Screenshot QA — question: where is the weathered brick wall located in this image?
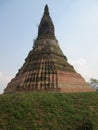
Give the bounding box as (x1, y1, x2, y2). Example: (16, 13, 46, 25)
(4, 74, 24, 93)
(57, 71, 87, 85)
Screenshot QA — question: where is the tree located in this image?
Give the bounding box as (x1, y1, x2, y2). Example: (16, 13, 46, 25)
(89, 78, 98, 91)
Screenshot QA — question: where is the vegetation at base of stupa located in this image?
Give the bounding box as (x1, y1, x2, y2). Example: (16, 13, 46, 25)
(0, 92, 98, 130)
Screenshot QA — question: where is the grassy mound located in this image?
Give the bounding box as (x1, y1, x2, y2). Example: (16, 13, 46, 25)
(0, 92, 98, 130)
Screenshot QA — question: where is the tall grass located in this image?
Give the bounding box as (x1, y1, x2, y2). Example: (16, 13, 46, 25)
(0, 92, 98, 130)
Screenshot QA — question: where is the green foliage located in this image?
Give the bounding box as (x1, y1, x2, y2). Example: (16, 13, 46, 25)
(0, 92, 98, 130)
(90, 78, 98, 83)
(89, 78, 98, 91)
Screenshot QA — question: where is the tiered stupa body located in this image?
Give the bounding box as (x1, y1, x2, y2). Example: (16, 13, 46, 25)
(4, 5, 94, 93)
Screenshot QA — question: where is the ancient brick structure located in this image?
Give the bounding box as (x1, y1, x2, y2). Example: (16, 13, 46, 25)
(4, 5, 94, 93)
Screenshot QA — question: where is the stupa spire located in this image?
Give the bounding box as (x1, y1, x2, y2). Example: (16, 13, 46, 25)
(38, 5, 55, 39)
(4, 5, 93, 94)
(44, 4, 49, 15)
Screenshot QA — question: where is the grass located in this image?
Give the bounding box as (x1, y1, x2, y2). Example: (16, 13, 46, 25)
(0, 92, 98, 130)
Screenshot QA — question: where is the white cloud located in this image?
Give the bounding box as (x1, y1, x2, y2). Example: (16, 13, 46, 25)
(0, 71, 12, 94)
(69, 58, 96, 81)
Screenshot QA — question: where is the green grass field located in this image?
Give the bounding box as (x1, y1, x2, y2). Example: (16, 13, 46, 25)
(0, 92, 98, 130)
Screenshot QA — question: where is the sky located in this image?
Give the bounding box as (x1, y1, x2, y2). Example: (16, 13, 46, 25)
(0, 0, 98, 94)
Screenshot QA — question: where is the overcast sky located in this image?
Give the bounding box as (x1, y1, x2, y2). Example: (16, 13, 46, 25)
(0, 0, 98, 94)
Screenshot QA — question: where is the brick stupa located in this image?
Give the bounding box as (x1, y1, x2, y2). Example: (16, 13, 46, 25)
(4, 5, 94, 93)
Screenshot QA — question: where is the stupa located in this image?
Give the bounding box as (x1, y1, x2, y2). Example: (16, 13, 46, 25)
(4, 5, 94, 93)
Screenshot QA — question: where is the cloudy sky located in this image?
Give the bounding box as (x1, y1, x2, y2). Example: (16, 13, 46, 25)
(0, 0, 98, 94)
